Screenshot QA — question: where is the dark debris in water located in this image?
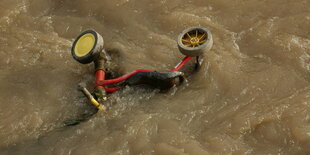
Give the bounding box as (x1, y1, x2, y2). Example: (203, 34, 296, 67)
(63, 107, 98, 126)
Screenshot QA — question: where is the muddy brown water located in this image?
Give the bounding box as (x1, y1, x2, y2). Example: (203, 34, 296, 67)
(0, 0, 310, 154)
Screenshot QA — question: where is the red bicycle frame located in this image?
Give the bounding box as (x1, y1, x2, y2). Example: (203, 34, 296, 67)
(94, 56, 193, 93)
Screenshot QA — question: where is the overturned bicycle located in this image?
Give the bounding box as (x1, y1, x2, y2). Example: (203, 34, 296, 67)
(71, 27, 213, 112)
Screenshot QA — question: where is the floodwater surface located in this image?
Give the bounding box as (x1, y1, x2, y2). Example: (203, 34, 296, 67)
(0, 0, 310, 154)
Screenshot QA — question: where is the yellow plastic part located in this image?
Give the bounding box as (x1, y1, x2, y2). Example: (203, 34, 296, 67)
(182, 30, 207, 48)
(91, 98, 105, 110)
(74, 33, 96, 57)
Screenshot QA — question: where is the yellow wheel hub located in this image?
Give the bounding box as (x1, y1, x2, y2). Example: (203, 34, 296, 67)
(182, 30, 207, 47)
(74, 33, 96, 57)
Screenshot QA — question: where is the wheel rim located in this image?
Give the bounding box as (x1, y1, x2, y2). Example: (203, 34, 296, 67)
(181, 29, 207, 48)
(74, 33, 96, 57)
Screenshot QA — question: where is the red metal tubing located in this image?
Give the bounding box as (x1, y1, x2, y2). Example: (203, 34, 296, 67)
(169, 56, 192, 72)
(94, 70, 105, 89)
(101, 69, 154, 85)
(104, 87, 120, 93)
(95, 70, 120, 93)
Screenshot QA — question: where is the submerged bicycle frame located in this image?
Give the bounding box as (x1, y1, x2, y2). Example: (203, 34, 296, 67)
(71, 27, 213, 110)
(94, 56, 193, 93)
